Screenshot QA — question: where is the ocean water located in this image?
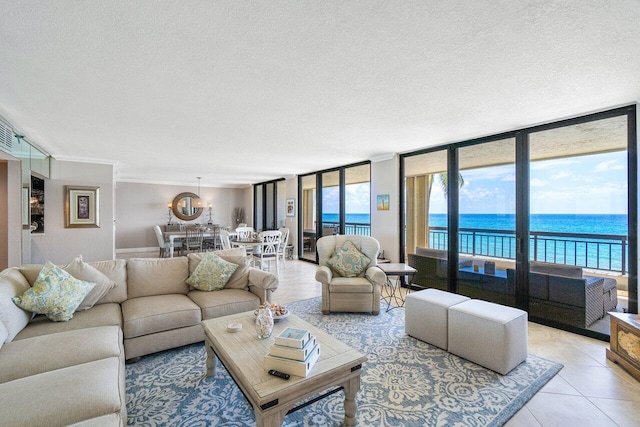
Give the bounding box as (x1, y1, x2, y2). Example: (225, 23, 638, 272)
(323, 213, 371, 224)
(428, 214, 628, 236)
(323, 213, 628, 235)
(322, 213, 629, 271)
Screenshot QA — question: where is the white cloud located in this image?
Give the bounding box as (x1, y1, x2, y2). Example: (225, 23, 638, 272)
(530, 178, 546, 187)
(595, 160, 624, 172)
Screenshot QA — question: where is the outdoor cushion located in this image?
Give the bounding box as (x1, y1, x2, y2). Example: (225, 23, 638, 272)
(64, 256, 117, 311)
(186, 253, 238, 291)
(327, 240, 371, 278)
(530, 261, 582, 279)
(12, 262, 95, 322)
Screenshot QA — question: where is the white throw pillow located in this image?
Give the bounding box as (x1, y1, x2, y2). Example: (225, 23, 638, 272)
(64, 256, 117, 311)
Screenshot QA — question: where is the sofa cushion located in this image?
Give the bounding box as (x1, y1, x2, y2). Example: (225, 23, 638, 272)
(67, 413, 123, 427)
(0, 357, 123, 426)
(127, 257, 189, 298)
(530, 261, 582, 279)
(14, 303, 122, 340)
(12, 262, 95, 322)
(122, 294, 201, 338)
(0, 321, 6, 349)
(188, 289, 260, 320)
(89, 259, 128, 304)
(64, 256, 117, 311)
(327, 240, 371, 278)
(186, 253, 238, 291)
(0, 268, 32, 343)
(0, 326, 122, 383)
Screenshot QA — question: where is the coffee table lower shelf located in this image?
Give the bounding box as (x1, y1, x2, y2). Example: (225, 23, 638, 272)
(202, 312, 367, 427)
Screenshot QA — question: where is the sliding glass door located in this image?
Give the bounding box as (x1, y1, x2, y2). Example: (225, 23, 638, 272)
(404, 149, 449, 290)
(528, 114, 630, 334)
(400, 105, 637, 339)
(298, 162, 371, 262)
(457, 138, 516, 305)
(253, 179, 285, 232)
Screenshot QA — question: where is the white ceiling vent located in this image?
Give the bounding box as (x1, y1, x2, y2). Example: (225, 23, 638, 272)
(0, 121, 12, 152)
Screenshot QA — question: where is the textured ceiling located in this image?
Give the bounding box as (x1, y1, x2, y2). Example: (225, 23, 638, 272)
(0, 1, 639, 188)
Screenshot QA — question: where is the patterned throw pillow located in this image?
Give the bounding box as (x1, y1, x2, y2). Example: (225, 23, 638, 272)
(326, 240, 371, 278)
(12, 261, 96, 322)
(186, 253, 239, 291)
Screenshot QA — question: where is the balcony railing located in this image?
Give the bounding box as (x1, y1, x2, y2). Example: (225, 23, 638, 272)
(322, 222, 371, 236)
(428, 226, 629, 275)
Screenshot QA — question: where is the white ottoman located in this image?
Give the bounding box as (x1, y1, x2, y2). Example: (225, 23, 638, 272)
(448, 299, 528, 375)
(405, 289, 470, 350)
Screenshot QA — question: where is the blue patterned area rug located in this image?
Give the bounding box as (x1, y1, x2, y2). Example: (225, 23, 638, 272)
(126, 297, 562, 426)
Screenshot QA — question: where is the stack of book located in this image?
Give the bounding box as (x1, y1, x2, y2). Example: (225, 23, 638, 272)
(263, 327, 321, 377)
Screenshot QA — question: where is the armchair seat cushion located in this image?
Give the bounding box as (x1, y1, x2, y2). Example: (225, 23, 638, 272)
(329, 277, 373, 293)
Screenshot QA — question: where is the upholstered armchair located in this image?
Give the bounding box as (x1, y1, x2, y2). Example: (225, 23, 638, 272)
(314, 235, 387, 315)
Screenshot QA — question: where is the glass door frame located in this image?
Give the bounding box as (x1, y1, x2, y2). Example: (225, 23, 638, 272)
(253, 178, 285, 231)
(297, 160, 371, 262)
(400, 104, 637, 340)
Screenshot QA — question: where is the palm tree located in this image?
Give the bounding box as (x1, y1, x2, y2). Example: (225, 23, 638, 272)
(422, 172, 464, 248)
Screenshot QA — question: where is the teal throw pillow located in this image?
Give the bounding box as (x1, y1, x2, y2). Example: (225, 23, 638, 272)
(326, 240, 371, 278)
(186, 253, 239, 291)
(12, 261, 96, 322)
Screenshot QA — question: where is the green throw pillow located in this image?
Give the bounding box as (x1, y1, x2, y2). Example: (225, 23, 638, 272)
(12, 261, 96, 322)
(186, 253, 239, 291)
(326, 240, 371, 278)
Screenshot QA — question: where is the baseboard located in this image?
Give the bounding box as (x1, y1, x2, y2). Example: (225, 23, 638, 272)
(115, 247, 157, 254)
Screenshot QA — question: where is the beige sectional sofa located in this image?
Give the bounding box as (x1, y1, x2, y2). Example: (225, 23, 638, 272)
(0, 248, 278, 426)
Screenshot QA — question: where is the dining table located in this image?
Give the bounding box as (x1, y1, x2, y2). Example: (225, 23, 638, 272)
(163, 229, 216, 257)
(229, 237, 262, 254)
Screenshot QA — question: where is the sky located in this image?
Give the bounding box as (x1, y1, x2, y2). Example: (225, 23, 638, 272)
(428, 151, 628, 215)
(322, 182, 370, 214)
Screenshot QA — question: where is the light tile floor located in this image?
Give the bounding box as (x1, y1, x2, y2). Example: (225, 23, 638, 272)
(124, 251, 640, 426)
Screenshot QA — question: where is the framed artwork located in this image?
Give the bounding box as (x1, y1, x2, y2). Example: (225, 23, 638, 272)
(377, 194, 390, 211)
(286, 198, 296, 217)
(65, 186, 100, 228)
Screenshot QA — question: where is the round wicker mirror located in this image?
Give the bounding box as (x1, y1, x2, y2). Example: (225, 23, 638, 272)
(171, 192, 203, 221)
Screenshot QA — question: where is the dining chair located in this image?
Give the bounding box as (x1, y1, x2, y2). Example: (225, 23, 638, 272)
(153, 225, 183, 257)
(235, 226, 255, 240)
(238, 223, 247, 228)
(184, 225, 204, 253)
(219, 229, 232, 250)
(277, 227, 290, 268)
(252, 230, 281, 274)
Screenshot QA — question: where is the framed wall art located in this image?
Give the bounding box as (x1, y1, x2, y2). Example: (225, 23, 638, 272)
(377, 194, 389, 211)
(65, 185, 100, 228)
(286, 198, 295, 217)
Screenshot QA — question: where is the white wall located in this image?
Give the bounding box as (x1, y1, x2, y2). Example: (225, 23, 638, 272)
(0, 156, 23, 268)
(115, 182, 247, 250)
(30, 160, 115, 264)
(370, 156, 400, 262)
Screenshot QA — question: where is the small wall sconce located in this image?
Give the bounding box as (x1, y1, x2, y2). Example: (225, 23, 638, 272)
(207, 202, 214, 224)
(167, 202, 174, 225)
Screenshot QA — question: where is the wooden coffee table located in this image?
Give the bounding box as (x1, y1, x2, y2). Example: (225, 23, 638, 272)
(202, 312, 367, 426)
